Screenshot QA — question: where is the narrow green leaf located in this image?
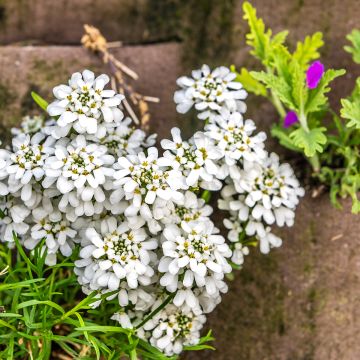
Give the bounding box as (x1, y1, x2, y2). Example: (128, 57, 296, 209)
(75, 325, 130, 334)
(0, 313, 22, 318)
(0, 319, 16, 331)
(17, 300, 65, 314)
(0, 278, 44, 291)
(31, 92, 49, 111)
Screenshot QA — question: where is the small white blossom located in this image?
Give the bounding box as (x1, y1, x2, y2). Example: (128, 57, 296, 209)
(111, 147, 184, 213)
(174, 64, 247, 121)
(155, 190, 213, 226)
(12, 115, 45, 135)
(6, 133, 55, 202)
(146, 303, 206, 356)
(24, 206, 78, 265)
(234, 154, 305, 228)
(0, 195, 30, 243)
(159, 221, 231, 295)
(161, 128, 222, 191)
(205, 110, 267, 179)
(75, 217, 157, 302)
(44, 135, 114, 214)
(47, 70, 124, 137)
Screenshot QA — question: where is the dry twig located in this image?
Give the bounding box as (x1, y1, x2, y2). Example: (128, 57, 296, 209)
(81, 24, 159, 131)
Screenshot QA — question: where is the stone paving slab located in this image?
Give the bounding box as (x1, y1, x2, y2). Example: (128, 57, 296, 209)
(0, 43, 184, 141)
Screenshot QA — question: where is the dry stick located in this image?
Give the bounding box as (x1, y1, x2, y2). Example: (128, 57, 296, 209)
(81, 24, 159, 131)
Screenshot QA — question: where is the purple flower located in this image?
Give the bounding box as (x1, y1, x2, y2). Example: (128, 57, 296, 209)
(306, 61, 324, 89)
(284, 111, 298, 128)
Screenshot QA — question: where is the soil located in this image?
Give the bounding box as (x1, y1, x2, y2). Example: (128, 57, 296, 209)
(1, 1, 360, 359)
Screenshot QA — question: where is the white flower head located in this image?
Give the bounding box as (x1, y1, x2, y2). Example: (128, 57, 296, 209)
(98, 117, 145, 157)
(112, 147, 185, 212)
(0, 195, 30, 243)
(24, 206, 78, 265)
(174, 64, 247, 121)
(159, 221, 232, 296)
(205, 109, 267, 180)
(44, 135, 114, 214)
(161, 128, 222, 191)
(75, 217, 157, 302)
(149, 304, 205, 355)
(235, 153, 305, 228)
(47, 70, 124, 137)
(12, 115, 45, 135)
(156, 190, 213, 226)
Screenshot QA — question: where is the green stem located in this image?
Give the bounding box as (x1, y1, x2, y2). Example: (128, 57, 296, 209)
(201, 190, 211, 203)
(299, 111, 321, 173)
(309, 154, 320, 173)
(270, 90, 286, 119)
(135, 293, 175, 330)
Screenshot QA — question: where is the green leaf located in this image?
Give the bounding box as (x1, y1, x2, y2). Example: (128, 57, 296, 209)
(0, 278, 44, 291)
(271, 125, 302, 152)
(290, 60, 307, 109)
(31, 91, 49, 112)
(230, 66, 267, 96)
(75, 325, 130, 335)
(289, 127, 327, 157)
(250, 71, 294, 109)
(0, 313, 22, 318)
(0, 319, 16, 331)
(17, 300, 65, 314)
(242, 2, 271, 62)
(344, 29, 360, 64)
(305, 69, 346, 114)
(340, 98, 360, 129)
(271, 30, 289, 47)
(293, 32, 324, 68)
(272, 45, 292, 82)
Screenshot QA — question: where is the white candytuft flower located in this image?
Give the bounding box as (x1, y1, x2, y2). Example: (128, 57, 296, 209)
(145, 303, 206, 356)
(112, 298, 206, 356)
(235, 153, 305, 228)
(161, 128, 222, 191)
(44, 135, 114, 216)
(5, 133, 55, 203)
(12, 115, 45, 135)
(159, 221, 232, 297)
(47, 69, 124, 137)
(204, 109, 267, 180)
(97, 117, 153, 157)
(112, 147, 184, 213)
(0, 195, 30, 243)
(156, 190, 213, 226)
(25, 206, 78, 265)
(174, 64, 247, 121)
(75, 216, 157, 304)
(219, 153, 304, 254)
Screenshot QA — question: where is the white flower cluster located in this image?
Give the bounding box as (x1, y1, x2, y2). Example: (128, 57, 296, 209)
(0, 66, 304, 356)
(169, 65, 304, 262)
(174, 64, 248, 121)
(0, 70, 154, 266)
